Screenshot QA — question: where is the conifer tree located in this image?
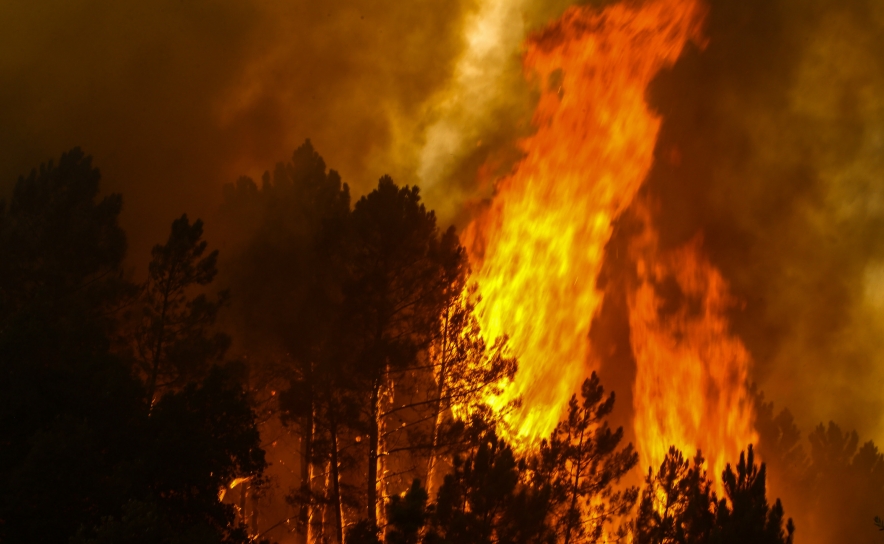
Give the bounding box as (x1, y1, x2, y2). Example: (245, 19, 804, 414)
(535, 372, 638, 544)
(634, 448, 716, 544)
(135, 214, 230, 404)
(634, 445, 794, 544)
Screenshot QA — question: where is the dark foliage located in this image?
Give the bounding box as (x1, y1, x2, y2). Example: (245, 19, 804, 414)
(534, 373, 638, 543)
(634, 445, 793, 544)
(426, 434, 555, 544)
(134, 214, 231, 403)
(386, 479, 429, 544)
(0, 147, 127, 328)
(0, 150, 265, 543)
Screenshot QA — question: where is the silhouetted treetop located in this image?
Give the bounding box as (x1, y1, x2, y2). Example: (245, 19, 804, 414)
(634, 445, 793, 544)
(134, 213, 230, 403)
(0, 147, 127, 327)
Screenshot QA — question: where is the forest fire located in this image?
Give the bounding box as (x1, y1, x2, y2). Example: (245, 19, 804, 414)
(463, 0, 713, 456)
(5, 0, 883, 541)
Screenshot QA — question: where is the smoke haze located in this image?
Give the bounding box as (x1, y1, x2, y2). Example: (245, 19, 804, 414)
(0, 0, 474, 265)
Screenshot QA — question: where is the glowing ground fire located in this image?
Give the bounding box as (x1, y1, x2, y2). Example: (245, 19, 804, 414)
(463, 0, 755, 476)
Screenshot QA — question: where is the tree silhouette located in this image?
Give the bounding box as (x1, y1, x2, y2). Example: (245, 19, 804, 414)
(0, 149, 136, 542)
(340, 176, 465, 527)
(634, 445, 793, 544)
(134, 214, 230, 404)
(534, 372, 638, 544)
(716, 445, 794, 544)
(420, 430, 558, 544)
(634, 448, 716, 544)
(225, 140, 354, 543)
(0, 150, 265, 544)
(0, 147, 128, 330)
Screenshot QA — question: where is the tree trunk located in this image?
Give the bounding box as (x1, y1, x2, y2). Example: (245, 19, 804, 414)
(426, 310, 451, 496)
(296, 366, 315, 544)
(563, 417, 587, 544)
(330, 414, 344, 543)
(367, 376, 380, 527)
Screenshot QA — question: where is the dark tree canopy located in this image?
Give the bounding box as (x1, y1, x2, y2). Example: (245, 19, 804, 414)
(634, 445, 793, 544)
(425, 432, 540, 544)
(0, 150, 265, 544)
(0, 147, 127, 326)
(134, 213, 230, 403)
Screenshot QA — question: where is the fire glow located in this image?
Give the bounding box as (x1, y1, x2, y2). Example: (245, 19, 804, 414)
(463, 0, 755, 477)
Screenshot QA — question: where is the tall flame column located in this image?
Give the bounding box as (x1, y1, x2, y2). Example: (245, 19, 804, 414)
(463, 0, 707, 442)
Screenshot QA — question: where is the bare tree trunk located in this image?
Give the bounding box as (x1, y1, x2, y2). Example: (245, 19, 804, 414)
(367, 376, 380, 527)
(307, 460, 318, 544)
(563, 420, 586, 544)
(330, 414, 344, 543)
(426, 309, 451, 496)
(318, 461, 331, 543)
(296, 366, 315, 544)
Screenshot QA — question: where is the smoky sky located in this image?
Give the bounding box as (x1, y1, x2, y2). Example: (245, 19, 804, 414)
(0, 0, 481, 268)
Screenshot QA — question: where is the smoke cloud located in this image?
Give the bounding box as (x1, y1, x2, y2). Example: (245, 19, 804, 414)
(0, 0, 477, 266)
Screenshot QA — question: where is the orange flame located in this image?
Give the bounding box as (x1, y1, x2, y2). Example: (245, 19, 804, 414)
(628, 217, 757, 484)
(463, 0, 706, 442)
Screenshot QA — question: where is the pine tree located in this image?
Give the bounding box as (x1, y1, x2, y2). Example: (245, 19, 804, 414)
(134, 214, 230, 404)
(715, 445, 794, 544)
(535, 373, 638, 544)
(341, 176, 465, 527)
(634, 447, 716, 544)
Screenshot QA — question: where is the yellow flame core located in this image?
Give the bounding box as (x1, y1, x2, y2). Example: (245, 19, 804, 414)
(463, 0, 707, 442)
